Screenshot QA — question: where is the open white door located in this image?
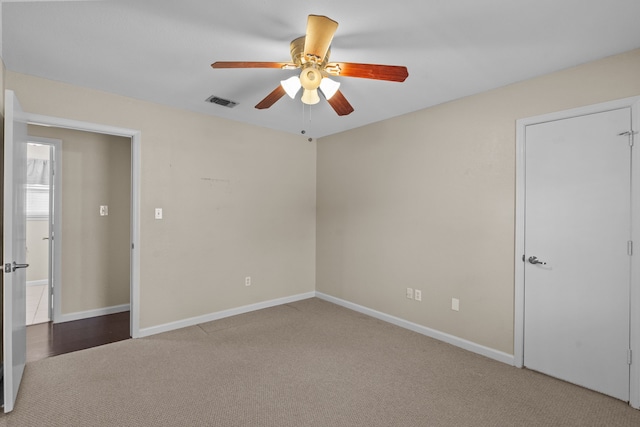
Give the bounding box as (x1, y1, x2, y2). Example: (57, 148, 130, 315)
(3, 90, 29, 413)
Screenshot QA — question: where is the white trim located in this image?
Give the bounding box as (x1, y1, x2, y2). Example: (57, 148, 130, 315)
(26, 280, 48, 287)
(515, 95, 640, 409)
(316, 292, 515, 366)
(138, 292, 316, 338)
(25, 112, 141, 339)
(27, 114, 139, 137)
(138, 290, 514, 365)
(130, 132, 141, 338)
(56, 304, 130, 324)
(630, 98, 640, 409)
(516, 96, 640, 127)
(514, 116, 526, 369)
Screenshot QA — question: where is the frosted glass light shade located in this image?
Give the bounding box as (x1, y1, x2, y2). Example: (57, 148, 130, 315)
(319, 77, 340, 99)
(301, 89, 320, 105)
(300, 67, 322, 90)
(280, 76, 302, 99)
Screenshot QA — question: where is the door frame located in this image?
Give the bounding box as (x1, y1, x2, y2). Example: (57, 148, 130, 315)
(25, 113, 141, 339)
(26, 136, 61, 324)
(514, 95, 640, 408)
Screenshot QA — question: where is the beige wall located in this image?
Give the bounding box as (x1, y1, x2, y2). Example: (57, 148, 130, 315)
(316, 48, 640, 355)
(10, 46, 639, 351)
(28, 126, 131, 314)
(7, 72, 317, 329)
(26, 220, 48, 283)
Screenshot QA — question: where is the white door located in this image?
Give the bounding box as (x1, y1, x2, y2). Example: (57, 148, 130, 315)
(3, 90, 29, 413)
(524, 107, 632, 401)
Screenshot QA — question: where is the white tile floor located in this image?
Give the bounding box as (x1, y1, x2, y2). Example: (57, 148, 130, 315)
(26, 284, 50, 326)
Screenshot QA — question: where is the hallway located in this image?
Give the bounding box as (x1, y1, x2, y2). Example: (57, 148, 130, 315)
(26, 311, 130, 363)
(26, 284, 49, 326)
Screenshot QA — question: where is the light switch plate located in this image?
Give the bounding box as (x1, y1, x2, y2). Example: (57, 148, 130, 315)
(155, 208, 163, 219)
(99, 205, 108, 216)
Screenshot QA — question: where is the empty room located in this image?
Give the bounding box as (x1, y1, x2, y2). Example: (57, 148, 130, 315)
(2, 1, 640, 425)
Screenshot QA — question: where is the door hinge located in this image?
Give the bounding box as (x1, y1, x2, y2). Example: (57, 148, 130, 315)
(628, 241, 633, 256)
(628, 349, 633, 365)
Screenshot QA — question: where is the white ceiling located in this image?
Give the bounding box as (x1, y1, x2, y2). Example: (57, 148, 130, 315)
(3, 0, 640, 138)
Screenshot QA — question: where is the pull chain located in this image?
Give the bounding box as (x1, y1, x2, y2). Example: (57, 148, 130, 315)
(301, 103, 313, 133)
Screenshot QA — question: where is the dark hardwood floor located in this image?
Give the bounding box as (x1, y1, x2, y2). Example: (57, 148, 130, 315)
(26, 311, 131, 363)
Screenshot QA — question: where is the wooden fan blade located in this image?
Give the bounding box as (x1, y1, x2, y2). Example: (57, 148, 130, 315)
(211, 61, 290, 69)
(255, 85, 287, 109)
(303, 15, 338, 61)
(327, 62, 408, 82)
(326, 90, 354, 116)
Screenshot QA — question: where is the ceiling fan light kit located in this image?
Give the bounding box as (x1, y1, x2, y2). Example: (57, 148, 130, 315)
(211, 14, 408, 116)
(318, 77, 340, 100)
(299, 64, 323, 105)
(281, 76, 302, 99)
(300, 66, 322, 90)
(301, 88, 320, 105)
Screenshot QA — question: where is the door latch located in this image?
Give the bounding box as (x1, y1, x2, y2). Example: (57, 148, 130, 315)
(4, 261, 30, 273)
(528, 256, 546, 265)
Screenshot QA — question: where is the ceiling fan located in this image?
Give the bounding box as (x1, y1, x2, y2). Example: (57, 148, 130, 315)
(211, 15, 409, 116)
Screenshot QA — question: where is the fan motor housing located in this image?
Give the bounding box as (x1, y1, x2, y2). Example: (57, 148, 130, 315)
(290, 36, 331, 68)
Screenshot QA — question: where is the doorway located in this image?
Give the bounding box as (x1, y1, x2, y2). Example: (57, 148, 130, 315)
(24, 113, 141, 339)
(514, 96, 640, 409)
(25, 139, 58, 326)
(27, 125, 132, 326)
(23, 126, 135, 361)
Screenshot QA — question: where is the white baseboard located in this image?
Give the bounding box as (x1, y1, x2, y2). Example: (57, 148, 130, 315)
(138, 292, 316, 338)
(315, 292, 515, 366)
(56, 304, 130, 324)
(135, 290, 514, 367)
(27, 279, 48, 287)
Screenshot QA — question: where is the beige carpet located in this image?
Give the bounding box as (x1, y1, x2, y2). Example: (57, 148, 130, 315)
(1, 298, 639, 426)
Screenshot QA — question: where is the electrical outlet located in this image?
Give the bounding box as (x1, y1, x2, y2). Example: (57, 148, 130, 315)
(451, 298, 460, 311)
(406, 287, 413, 299)
(414, 289, 422, 301)
(245, 276, 251, 287)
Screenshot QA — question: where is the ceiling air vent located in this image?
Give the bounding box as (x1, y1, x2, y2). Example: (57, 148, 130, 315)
(206, 95, 238, 108)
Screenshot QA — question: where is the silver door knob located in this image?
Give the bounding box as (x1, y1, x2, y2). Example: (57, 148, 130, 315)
(7, 261, 29, 272)
(528, 256, 546, 265)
